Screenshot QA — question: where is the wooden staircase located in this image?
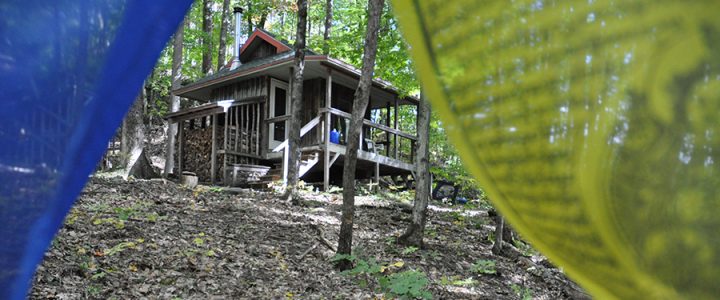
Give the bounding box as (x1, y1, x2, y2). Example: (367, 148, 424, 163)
(246, 150, 320, 189)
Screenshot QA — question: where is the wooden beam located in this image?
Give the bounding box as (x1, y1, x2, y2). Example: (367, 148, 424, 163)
(385, 102, 391, 156)
(375, 161, 380, 192)
(324, 71, 332, 191)
(178, 120, 184, 174)
(223, 110, 229, 185)
(393, 95, 399, 159)
(211, 114, 217, 184)
(319, 107, 417, 141)
(218, 150, 262, 160)
(329, 152, 340, 167)
(165, 96, 265, 122)
(326, 143, 414, 171)
(255, 102, 260, 156)
(265, 115, 291, 124)
(234, 106, 240, 154)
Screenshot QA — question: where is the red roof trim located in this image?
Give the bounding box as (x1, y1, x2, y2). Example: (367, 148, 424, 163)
(239, 29, 292, 55)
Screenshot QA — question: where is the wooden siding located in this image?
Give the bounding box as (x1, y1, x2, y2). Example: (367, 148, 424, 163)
(300, 78, 326, 147)
(209, 77, 268, 101)
(242, 41, 278, 63)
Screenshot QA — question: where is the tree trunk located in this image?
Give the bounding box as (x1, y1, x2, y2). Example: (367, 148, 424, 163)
(164, 20, 184, 177)
(493, 214, 504, 255)
(217, 0, 231, 70)
(285, 0, 308, 204)
(122, 89, 157, 179)
(323, 0, 333, 54)
(258, 13, 268, 30)
(202, 0, 213, 75)
(335, 0, 384, 271)
(397, 93, 431, 248)
(246, 3, 253, 39)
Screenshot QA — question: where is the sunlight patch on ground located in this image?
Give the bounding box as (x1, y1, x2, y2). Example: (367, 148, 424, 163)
(257, 205, 340, 226)
(428, 204, 487, 217)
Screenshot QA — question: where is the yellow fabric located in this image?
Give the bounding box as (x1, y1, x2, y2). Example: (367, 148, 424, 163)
(389, 0, 720, 298)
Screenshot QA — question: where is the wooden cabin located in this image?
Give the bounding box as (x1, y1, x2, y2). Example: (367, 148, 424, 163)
(166, 28, 418, 190)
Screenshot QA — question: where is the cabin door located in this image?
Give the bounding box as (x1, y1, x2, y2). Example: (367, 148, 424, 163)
(269, 79, 290, 149)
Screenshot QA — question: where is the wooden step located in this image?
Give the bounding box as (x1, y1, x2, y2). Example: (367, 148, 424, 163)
(260, 174, 281, 181)
(246, 181, 272, 190)
(267, 169, 282, 176)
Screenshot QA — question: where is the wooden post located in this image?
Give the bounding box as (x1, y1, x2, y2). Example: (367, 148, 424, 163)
(211, 114, 217, 184)
(255, 102, 260, 156)
(224, 109, 229, 185)
(235, 106, 240, 153)
(178, 120, 184, 174)
(323, 71, 332, 191)
(393, 96, 399, 159)
(375, 161, 380, 192)
(385, 102, 391, 156)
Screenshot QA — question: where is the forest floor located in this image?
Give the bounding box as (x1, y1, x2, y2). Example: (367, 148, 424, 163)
(31, 177, 589, 299)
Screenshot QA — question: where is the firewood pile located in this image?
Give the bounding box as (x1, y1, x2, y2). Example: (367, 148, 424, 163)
(183, 126, 224, 182)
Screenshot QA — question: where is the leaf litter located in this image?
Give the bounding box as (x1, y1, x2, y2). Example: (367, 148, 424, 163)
(31, 177, 588, 299)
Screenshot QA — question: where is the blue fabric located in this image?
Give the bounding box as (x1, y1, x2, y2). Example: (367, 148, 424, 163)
(0, 1, 192, 298)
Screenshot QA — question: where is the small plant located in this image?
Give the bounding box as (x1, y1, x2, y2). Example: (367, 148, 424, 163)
(86, 285, 101, 295)
(208, 186, 224, 193)
(513, 239, 539, 257)
(92, 217, 125, 229)
(471, 259, 497, 275)
(401, 246, 419, 255)
(193, 232, 206, 246)
(104, 239, 143, 256)
(114, 207, 135, 221)
(331, 254, 432, 299)
(511, 283, 533, 300)
(381, 270, 432, 299)
(440, 275, 476, 287)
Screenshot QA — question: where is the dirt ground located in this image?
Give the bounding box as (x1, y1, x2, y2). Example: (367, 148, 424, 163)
(31, 178, 589, 299)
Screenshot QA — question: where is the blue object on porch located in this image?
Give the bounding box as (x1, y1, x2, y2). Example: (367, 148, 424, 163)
(330, 129, 341, 144)
(0, 1, 192, 298)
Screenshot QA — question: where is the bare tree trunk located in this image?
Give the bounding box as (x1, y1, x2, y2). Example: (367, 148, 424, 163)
(493, 213, 504, 255)
(258, 13, 268, 29)
(202, 0, 213, 75)
(397, 93, 431, 248)
(323, 0, 333, 54)
(246, 3, 253, 39)
(217, 0, 231, 70)
(164, 20, 184, 177)
(285, 0, 308, 204)
(335, 0, 384, 271)
(122, 89, 157, 179)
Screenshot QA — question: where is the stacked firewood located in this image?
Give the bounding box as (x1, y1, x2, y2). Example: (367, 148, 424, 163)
(183, 126, 224, 182)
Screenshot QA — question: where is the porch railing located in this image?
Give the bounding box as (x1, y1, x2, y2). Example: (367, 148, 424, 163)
(319, 107, 417, 165)
(271, 115, 322, 183)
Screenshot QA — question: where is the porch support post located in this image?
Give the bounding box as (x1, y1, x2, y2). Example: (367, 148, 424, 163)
(211, 114, 218, 184)
(223, 109, 229, 185)
(178, 120, 184, 174)
(374, 161, 380, 192)
(323, 69, 333, 191)
(284, 67, 293, 185)
(393, 95, 399, 159)
(385, 102, 391, 156)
